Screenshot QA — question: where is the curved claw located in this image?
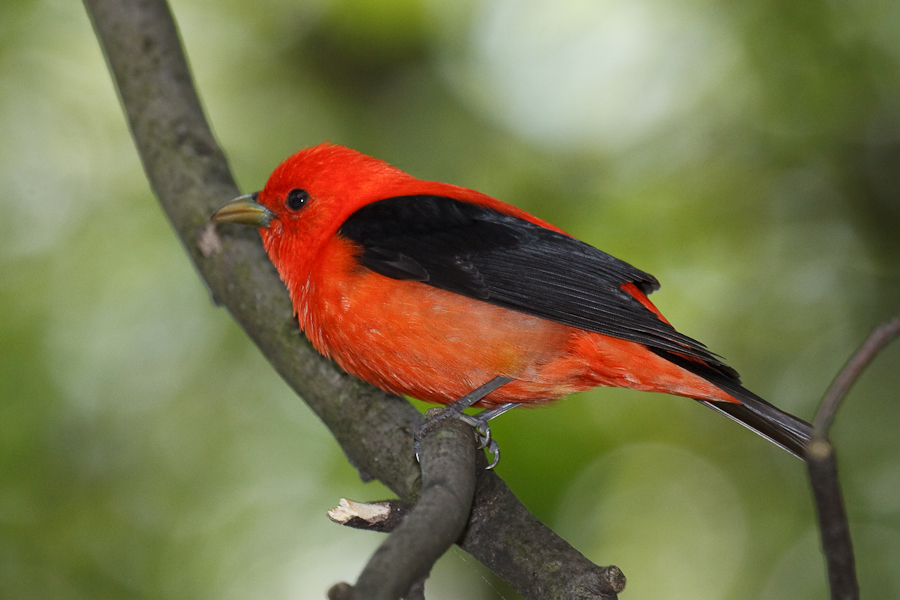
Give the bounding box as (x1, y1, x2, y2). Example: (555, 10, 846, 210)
(484, 439, 501, 470)
(473, 422, 492, 450)
(467, 421, 500, 468)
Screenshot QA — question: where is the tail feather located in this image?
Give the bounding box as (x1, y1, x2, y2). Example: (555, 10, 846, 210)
(696, 396, 811, 458)
(653, 349, 812, 459)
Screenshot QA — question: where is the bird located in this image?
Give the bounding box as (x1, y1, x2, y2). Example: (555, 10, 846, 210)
(211, 142, 811, 464)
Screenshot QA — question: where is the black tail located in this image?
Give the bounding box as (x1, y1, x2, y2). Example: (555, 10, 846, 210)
(655, 350, 812, 459)
(696, 395, 811, 459)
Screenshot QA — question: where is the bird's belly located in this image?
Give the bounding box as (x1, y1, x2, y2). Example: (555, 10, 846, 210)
(300, 266, 596, 406)
(297, 244, 736, 407)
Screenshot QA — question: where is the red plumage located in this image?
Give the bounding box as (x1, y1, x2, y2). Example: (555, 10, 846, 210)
(212, 143, 811, 457)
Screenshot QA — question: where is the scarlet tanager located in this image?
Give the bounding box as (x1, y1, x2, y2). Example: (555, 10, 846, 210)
(211, 143, 811, 460)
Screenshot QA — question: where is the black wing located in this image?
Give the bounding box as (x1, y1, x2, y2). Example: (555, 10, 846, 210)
(338, 194, 736, 375)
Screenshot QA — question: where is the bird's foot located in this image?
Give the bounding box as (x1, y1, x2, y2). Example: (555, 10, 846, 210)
(413, 395, 519, 470)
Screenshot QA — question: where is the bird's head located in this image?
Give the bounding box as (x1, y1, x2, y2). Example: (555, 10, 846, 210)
(211, 143, 421, 280)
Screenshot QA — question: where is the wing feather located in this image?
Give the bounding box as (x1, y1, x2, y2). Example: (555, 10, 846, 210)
(338, 194, 733, 375)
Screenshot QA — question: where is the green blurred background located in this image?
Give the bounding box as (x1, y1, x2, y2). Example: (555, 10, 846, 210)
(2, 0, 899, 598)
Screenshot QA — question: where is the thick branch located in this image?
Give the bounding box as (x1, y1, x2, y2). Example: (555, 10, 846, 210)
(83, 0, 621, 596)
(466, 468, 626, 599)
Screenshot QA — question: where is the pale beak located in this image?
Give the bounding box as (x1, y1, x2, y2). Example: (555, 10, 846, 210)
(210, 192, 274, 227)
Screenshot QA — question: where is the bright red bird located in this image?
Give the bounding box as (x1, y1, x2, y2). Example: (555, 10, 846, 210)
(212, 143, 811, 459)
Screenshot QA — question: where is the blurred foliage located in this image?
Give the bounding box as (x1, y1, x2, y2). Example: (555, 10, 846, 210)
(2, 0, 899, 598)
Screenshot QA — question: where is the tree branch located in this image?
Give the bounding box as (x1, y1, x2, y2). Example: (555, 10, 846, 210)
(330, 414, 478, 600)
(83, 0, 622, 597)
(806, 316, 900, 600)
(813, 317, 900, 436)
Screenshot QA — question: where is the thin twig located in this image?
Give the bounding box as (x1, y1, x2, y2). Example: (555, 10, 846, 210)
(806, 315, 900, 600)
(328, 499, 414, 533)
(814, 316, 900, 435)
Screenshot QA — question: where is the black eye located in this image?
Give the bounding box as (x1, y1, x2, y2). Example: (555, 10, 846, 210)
(285, 188, 310, 211)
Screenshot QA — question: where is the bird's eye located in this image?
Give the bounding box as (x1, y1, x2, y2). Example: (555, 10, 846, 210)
(285, 188, 310, 211)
